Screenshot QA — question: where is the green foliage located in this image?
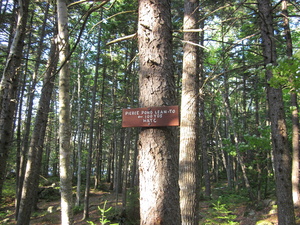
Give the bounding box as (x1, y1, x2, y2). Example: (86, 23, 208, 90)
(268, 55, 300, 90)
(243, 126, 271, 152)
(253, 54, 300, 90)
(0, 209, 12, 221)
(204, 198, 239, 224)
(87, 201, 119, 225)
(2, 179, 15, 199)
(221, 138, 236, 156)
(201, 186, 252, 225)
(73, 205, 84, 214)
(125, 188, 140, 225)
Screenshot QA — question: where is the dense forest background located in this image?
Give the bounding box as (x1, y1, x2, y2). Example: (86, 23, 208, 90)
(0, 0, 300, 224)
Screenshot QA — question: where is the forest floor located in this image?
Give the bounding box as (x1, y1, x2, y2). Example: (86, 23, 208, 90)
(1, 182, 300, 225)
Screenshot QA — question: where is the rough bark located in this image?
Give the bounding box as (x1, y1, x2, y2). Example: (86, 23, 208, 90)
(282, 0, 300, 207)
(179, 0, 200, 224)
(291, 92, 300, 206)
(57, 0, 73, 223)
(0, 0, 30, 198)
(138, 0, 181, 224)
(16, 38, 58, 225)
(257, 0, 295, 223)
(15, 4, 50, 217)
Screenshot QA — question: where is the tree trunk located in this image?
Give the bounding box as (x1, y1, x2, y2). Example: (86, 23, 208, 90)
(138, 0, 181, 224)
(179, 0, 200, 224)
(222, 86, 253, 199)
(130, 131, 138, 188)
(122, 128, 131, 210)
(15, 4, 50, 217)
(16, 38, 58, 225)
(76, 60, 83, 207)
(199, 16, 211, 197)
(83, 28, 101, 220)
(117, 130, 125, 194)
(281, 0, 300, 207)
(57, 0, 73, 222)
(291, 92, 300, 206)
(257, 0, 295, 223)
(94, 67, 106, 189)
(0, 0, 30, 198)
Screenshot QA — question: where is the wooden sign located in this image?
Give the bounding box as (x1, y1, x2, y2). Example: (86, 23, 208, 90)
(122, 105, 180, 127)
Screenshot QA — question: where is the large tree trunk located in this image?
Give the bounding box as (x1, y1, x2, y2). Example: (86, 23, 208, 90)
(179, 0, 200, 224)
(0, 0, 30, 198)
(138, 0, 181, 224)
(257, 0, 295, 224)
(57, 0, 73, 223)
(16, 38, 58, 225)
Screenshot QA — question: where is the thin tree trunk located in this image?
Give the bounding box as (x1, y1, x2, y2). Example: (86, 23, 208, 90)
(257, 0, 295, 223)
(15, 4, 50, 216)
(0, 0, 30, 198)
(222, 89, 253, 199)
(111, 65, 117, 192)
(94, 67, 106, 189)
(199, 16, 211, 198)
(16, 38, 58, 225)
(138, 0, 181, 224)
(117, 130, 125, 194)
(122, 128, 131, 210)
(83, 33, 100, 219)
(76, 61, 83, 207)
(57, 0, 73, 222)
(15, 24, 30, 219)
(130, 131, 138, 188)
(282, 0, 300, 207)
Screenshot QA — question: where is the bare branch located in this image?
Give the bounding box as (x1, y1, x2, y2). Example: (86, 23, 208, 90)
(106, 33, 137, 45)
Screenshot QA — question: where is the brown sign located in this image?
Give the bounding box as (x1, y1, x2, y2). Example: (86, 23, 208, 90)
(122, 105, 180, 127)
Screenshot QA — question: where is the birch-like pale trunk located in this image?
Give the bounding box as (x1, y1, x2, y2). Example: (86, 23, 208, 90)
(57, 0, 73, 223)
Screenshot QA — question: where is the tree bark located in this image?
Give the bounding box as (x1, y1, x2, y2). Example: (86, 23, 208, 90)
(83, 28, 101, 220)
(138, 0, 181, 224)
(0, 0, 30, 198)
(282, 0, 300, 207)
(15, 4, 50, 217)
(257, 0, 295, 223)
(75, 58, 83, 207)
(179, 0, 200, 224)
(94, 67, 106, 189)
(16, 37, 58, 225)
(57, 0, 73, 222)
(199, 14, 211, 198)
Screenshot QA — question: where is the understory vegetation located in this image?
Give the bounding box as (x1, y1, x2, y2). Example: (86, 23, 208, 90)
(1, 176, 300, 224)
